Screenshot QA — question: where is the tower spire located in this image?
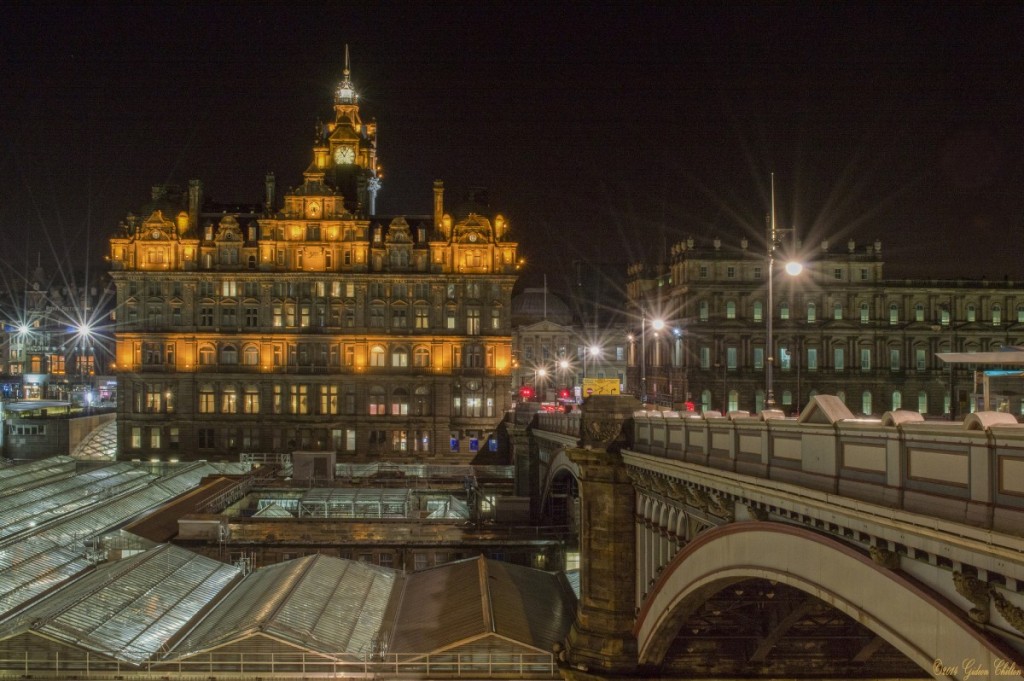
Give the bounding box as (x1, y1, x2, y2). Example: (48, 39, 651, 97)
(335, 44, 356, 104)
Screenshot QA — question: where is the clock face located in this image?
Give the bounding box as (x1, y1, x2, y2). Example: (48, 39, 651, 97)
(307, 201, 321, 218)
(468, 232, 478, 242)
(334, 146, 355, 164)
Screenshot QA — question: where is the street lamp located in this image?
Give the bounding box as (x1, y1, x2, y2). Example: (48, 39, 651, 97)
(536, 367, 547, 401)
(583, 344, 601, 381)
(640, 312, 665, 404)
(765, 173, 802, 411)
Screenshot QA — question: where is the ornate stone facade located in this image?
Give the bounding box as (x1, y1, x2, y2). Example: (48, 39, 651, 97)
(627, 236, 1024, 416)
(108, 61, 519, 462)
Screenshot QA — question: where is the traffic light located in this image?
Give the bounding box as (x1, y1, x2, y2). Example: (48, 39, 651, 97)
(518, 385, 534, 400)
(558, 387, 571, 400)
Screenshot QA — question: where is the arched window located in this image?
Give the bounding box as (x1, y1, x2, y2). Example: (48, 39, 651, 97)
(752, 301, 763, 322)
(782, 390, 793, 407)
(222, 385, 238, 413)
(391, 388, 409, 415)
(414, 385, 431, 416)
(199, 345, 216, 366)
(889, 303, 899, 325)
(701, 389, 712, 413)
(198, 384, 215, 413)
(967, 304, 977, 322)
(370, 345, 387, 367)
(220, 344, 238, 365)
(413, 346, 430, 367)
(993, 304, 1003, 325)
(806, 302, 816, 323)
(918, 390, 928, 414)
(914, 303, 924, 321)
(699, 301, 709, 321)
(862, 391, 873, 415)
(833, 302, 843, 320)
(726, 301, 736, 319)
(891, 390, 902, 410)
(780, 302, 790, 320)
(368, 386, 386, 415)
(1018, 305, 1024, 323)
(728, 390, 739, 412)
(860, 302, 870, 323)
(243, 345, 260, 366)
(392, 347, 409, 367)
(244, 385, 260, 414)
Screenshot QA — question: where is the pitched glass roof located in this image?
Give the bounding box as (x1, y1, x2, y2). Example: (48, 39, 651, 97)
(0, 544, 240, 665)
(0, 464, 154, 542)
(0, 456, 77, 493)
(173, 554, 395, 659)
(389, 557, 577, 656)
(299, 488, 411, 518)
(0, 459, 249, 615)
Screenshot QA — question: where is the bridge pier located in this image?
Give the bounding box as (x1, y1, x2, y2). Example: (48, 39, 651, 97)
(563, 396, 642, 677)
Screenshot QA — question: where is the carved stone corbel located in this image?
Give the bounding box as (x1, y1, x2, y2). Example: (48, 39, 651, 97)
(747, 504, 769, 521)
(869, 545, 900, 570)
(953, 571, 991, 624)
(992, 590, 1024, 634)
(706, 493, 734, 522)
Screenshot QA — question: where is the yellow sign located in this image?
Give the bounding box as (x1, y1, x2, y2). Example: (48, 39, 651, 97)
(583, 378, 620, 396)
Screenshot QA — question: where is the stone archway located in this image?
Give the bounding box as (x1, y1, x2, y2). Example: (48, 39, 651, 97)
(636, 522, 1021, 677)
(540, 449, 580, 524)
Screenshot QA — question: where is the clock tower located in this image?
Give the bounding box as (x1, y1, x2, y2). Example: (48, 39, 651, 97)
(319, 45, 381, 215)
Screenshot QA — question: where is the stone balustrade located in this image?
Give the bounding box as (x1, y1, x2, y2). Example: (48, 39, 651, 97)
(627, 396, 1024, 535)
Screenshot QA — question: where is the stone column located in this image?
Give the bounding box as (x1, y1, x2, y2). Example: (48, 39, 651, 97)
(563, 395, 640, 677)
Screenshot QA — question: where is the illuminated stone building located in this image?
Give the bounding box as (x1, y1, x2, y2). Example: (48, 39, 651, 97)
(510, 288, 628, 403)
(0, 261, 111, 402)
(108, 59, 519, 462)
(627, 236, 1024, 417)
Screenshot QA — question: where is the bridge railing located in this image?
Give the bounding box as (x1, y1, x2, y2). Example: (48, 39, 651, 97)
(627, 406, 1024, 535)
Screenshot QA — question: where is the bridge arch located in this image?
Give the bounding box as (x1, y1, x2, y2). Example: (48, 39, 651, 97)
(539, 449, 580, 519)
(636, 522, 1019, 676)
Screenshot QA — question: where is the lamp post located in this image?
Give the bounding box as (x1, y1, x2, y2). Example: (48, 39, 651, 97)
(536, 367, 547, 401)
(765, 173, 802, 410)
(640, 312, 665, 404)
(584, 344, 601, 381)
(557, 358, 570, 398)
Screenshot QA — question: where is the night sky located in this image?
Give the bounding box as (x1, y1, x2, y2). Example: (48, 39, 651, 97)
(1, 2, 1021, 293)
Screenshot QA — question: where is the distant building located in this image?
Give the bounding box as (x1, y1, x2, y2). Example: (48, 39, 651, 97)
(108, 59, 520, 462)
(0, 259, 112, 402)
(627, 235, 1024, 416)
(511, 287, 628, 403)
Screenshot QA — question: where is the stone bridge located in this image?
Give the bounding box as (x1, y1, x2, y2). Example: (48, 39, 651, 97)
(521, 395, 1024, 679)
